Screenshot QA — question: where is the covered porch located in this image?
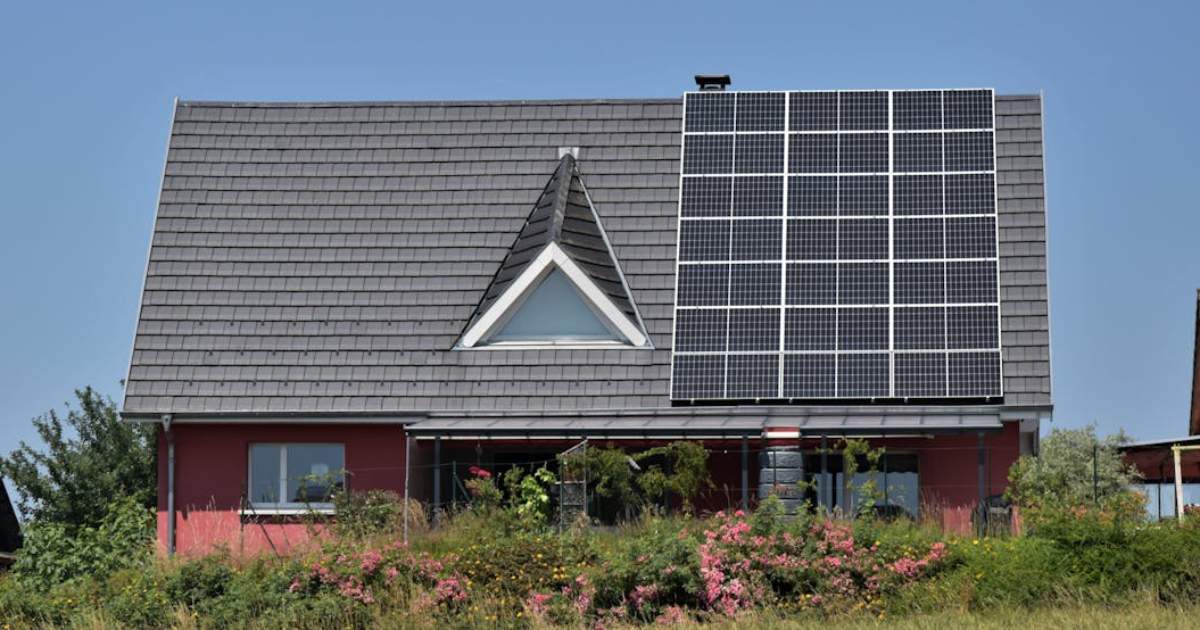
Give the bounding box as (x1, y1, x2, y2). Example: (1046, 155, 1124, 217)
(1121, 435, 1200, 521)
(400, 407, 1025, 534)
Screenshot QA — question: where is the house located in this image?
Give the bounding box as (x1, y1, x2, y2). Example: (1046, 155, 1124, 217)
(0, 479, 20, 568)
(1119, 289, 1200, 520)
(121, 78, 1052, 555)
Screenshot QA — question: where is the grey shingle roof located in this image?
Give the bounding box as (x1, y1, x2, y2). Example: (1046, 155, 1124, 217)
(123, 94, 1052, 418)
(464, 153, 643, 335)
(995, 95, 1052, 407)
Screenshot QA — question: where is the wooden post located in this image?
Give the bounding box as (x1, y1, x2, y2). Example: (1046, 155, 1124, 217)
(1174, 445, 1185, 523)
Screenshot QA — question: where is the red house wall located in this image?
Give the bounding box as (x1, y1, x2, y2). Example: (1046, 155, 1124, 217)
(157, 424, 407, 556)
(160, 422, 1021, 554)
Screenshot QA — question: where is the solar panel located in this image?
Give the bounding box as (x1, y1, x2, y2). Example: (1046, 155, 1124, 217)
(671, 88, 1002, 401)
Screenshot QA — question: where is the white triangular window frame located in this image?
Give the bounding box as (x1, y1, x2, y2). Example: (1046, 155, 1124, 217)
(458, 242, 649, 349)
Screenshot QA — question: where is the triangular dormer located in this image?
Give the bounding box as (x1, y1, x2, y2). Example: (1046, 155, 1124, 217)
(457, 154, 650, 348)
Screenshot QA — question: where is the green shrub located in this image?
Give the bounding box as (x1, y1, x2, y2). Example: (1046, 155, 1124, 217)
(455, 529, 592, 600)
(1, 491, 1199, 628)
(165, 554, 234, 610)
(502, 466, 558, 527)
(13, 495, 153, 589)
(101, 567, 172, 629)
(592, 515, 701, 617)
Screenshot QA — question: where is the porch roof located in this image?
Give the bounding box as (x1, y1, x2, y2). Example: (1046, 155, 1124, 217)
(404, 406, 1004, 437)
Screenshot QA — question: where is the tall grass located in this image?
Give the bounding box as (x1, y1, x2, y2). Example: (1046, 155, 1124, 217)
(2, 500, 1199, 629)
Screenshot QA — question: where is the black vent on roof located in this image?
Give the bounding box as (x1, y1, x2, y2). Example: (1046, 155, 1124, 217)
(694, 74, 731, 91)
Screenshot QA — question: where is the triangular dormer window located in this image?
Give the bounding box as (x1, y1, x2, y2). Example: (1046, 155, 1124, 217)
(491, 269, 618, 342)
(457, 154, 650, 349)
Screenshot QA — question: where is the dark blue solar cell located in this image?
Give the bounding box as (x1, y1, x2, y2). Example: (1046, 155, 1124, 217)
(727, 354, 779, 398)
(671, 354, 726, 399)
(685, 92, 734, 132)
(895, 353, 948, 397)
(789, 92, 837, 131)
(735, 92, 786, 132)
(783, 354, 835, 398)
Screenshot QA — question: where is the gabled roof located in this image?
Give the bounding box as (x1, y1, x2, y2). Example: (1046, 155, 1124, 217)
(458, 153, 648, 346)
(121, 95, 1051, 418)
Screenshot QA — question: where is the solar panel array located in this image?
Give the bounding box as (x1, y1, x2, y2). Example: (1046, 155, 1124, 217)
(670, 89, 1002, 401)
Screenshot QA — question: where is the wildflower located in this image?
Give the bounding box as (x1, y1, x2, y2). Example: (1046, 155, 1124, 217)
(434, 576, 468, 604)
(655, 606, 687, 625)
(630, 584, 659, 612)
(467, 465, 492, 479)
(359, 549, 383, 574)
(524, 591, 552, 618)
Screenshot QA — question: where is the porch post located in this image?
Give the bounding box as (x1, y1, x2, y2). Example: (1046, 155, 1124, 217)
(819, 435, 828, 511)
(433, 436, 442, 525)
(1158, 461, 1164, 521)
(403, 434, 412, 545)
(740, 435, 749, 511)
(882, 442, 889, 507)
(977, 432, 986, 536)
(1174, 445, 1185, 523)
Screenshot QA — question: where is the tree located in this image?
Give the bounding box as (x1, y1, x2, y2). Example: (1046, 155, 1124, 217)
(0, 387, 156, 529)
(1007, 424, 1140, 509)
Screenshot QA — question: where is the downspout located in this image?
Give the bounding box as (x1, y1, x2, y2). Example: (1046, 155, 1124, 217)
(161, 414, 175, 556)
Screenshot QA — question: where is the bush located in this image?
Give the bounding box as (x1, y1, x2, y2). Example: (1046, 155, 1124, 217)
(592, 515, 702, 619)
(1008, 425, 1139, 511)
(13, 495, 153, 589)
(1, 492, 1199, 627)
(331, 489, 427, 541)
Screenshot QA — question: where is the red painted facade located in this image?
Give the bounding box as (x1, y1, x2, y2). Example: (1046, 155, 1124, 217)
(157, 424, 407, 556)
(160, 422, 1022, 555)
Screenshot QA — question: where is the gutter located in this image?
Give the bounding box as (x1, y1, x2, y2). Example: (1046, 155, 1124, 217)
(121, 403, 1053, 423)
(161, 414, 175, 556)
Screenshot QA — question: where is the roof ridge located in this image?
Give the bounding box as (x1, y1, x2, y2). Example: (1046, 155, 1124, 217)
(176, 97, 682, 108)
(547, 155, 575, 243)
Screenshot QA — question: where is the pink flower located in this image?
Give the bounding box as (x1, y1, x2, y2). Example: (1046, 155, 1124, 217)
(524, 591, 552, 618)
(630, 584, 659, 611)
(467, 465, 491, 479)
(655, 606, 687, 625)
(563, 574, 594, 615)
(359, 550, 383, 574)
(434, 576, 468, 604)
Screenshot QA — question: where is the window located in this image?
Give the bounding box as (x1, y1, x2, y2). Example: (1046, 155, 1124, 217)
(248, 443, 345, 509)
(805, 452, 920, 518)
(457, 243, 649, 348)
(489, 269, 620, 343)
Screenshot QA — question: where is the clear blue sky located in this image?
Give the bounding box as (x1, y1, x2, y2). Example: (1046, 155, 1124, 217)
(1, 1, 1198, 487)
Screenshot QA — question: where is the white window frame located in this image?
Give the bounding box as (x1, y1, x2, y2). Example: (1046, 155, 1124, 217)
(245, 443, 345, 514)
(457, 242, 649, 349)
